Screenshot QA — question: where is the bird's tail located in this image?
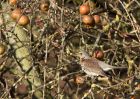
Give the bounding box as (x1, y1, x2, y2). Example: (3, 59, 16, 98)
(97, 59, 127, 71)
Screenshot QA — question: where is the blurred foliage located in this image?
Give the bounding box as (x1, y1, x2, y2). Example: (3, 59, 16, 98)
(0, 0, 140, 99)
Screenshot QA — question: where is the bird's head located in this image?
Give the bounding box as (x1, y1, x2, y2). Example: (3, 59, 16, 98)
(79, 50, 90, 60)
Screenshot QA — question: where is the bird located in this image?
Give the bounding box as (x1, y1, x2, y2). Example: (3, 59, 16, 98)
(79, 50, 127, 77)
(80, 51, 107, 77)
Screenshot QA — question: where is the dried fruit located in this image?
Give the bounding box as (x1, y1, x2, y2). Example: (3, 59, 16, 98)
(18, 15, 29, 26)
(0, 44, 6, 55)
(82, 15, 94, 26)
(11, 8, 22, 20)
(9, 0, 17, 5)
(40, 3, 49, 12)
(75, 75, 84, 84)
(79, 4, 90, 15)
(93, 15, 100, 24)
(16, 84, 28, 95)
(130, 95, 135, 99)
(93, 50, 104, 59)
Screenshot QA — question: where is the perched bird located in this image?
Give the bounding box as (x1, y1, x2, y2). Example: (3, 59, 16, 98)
(79, 51, 126, 77)
(80, 51, 107, 77)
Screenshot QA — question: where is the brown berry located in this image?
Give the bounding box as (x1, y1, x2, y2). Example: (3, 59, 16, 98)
(40, 3, 49, 12)
(18, 15, 29, 26)
(16, 84, 28, 95)
(79, 4, 90, 15)
(0, 44, 6, 55)
(75, 75, 84, 84)
(82, 15, 94, 26)
(9, 0, 17, 5)
(11, 8, 22, 20)
(93, 15, 100, 24)
(93, 50, 104, 59)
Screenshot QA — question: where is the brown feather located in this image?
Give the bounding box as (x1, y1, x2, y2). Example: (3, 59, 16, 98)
(80, 58, 107, 77)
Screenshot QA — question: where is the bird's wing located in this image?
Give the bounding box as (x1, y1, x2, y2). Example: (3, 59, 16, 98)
(96, 59, 127, 71)
(82, 59, 107, 76)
